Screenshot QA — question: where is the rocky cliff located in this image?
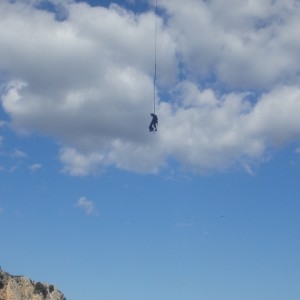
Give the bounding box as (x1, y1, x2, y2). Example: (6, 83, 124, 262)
(0, 269, 65, 300)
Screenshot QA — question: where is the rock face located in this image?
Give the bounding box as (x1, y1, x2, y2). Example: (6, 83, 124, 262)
(0, 269, 65, 300)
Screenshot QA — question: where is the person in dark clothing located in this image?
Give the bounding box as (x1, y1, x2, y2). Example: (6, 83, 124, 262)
(149, 113, 158, 132)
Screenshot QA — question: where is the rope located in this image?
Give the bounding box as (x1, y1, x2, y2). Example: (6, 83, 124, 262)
(153, 0, 158, 114)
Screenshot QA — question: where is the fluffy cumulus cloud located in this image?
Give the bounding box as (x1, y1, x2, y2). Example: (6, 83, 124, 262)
(162, 0, 300, 89)
(1, 0, 300, 175)
(29, 163, 43, 171)
(76, 196, 98, 216)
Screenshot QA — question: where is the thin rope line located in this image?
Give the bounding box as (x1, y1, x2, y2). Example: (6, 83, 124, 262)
(153, 0, 158, 114)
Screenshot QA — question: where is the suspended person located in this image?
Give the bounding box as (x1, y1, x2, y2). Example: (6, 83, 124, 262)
(149, 113, 158, 132)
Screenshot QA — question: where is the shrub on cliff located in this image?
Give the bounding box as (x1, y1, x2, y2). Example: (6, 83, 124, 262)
(34, 282, 48, 298)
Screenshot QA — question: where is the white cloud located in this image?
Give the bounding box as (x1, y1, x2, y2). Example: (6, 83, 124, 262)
(29, 163, 42, 171)
(0, 121, 7, 147)
(11, 149, 27, 158)
(60, 147, 105, 176)
(1, 0, 300, 175)
(75, 196, 98, 216)
(160, 0, 300, 89)
(9, 165, 19, 173)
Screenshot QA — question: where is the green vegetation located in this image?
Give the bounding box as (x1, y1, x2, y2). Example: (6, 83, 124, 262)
(0, 274, 4, 290)
(34, 282, 48, 298)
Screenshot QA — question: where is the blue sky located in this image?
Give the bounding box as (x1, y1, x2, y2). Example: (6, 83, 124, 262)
(1, 0, 300, 299)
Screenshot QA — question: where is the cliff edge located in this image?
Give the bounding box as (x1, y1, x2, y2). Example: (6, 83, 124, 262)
(0, 269, 65, 300)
